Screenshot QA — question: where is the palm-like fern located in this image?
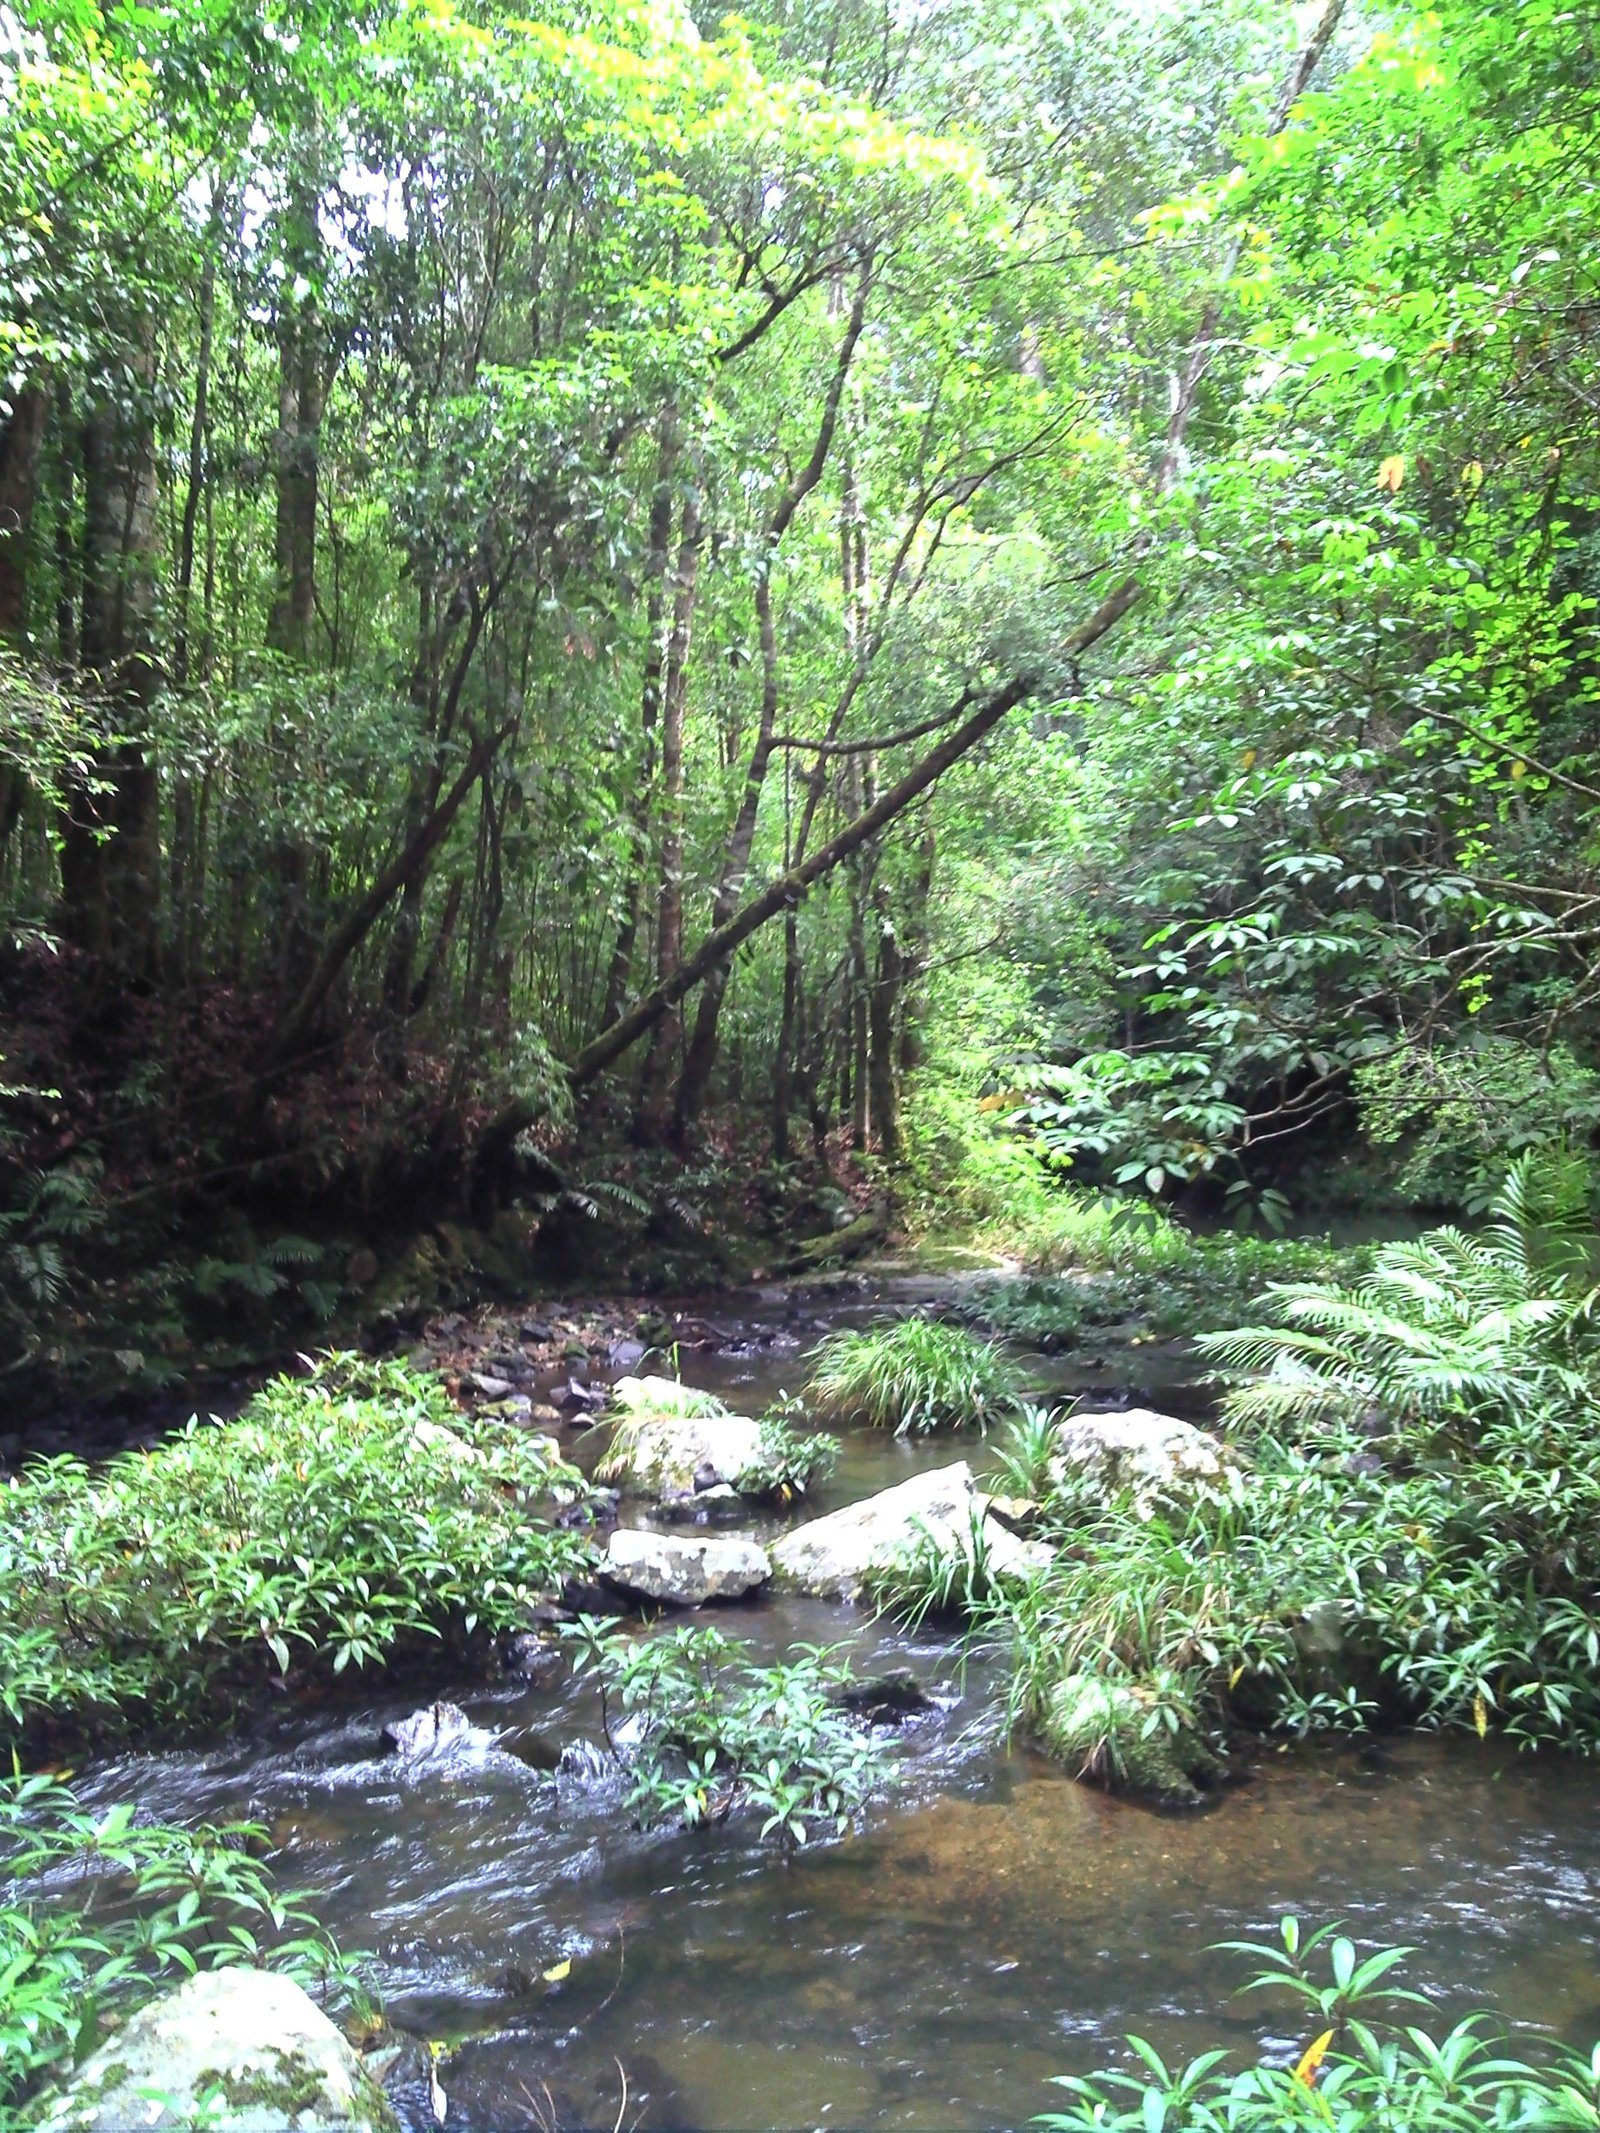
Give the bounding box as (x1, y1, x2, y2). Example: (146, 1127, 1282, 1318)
(1199, 1152, 1599, 1435)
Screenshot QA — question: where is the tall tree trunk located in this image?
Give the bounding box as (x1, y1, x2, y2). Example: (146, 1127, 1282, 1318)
(0, 383, 50, 851)
(61, 334, 162, 974)
(603, 418, 678, 1025)
(266, 161, 325, 997)
(568, 576, 1140, 1088)
(867, 914, 902, 1161)
(634, 488, 703, 1124)
(0, 382, 48, 646)
(671, 263, 872, 1139)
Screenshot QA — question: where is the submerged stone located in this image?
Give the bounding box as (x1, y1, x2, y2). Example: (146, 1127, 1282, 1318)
(32, 1967, 398, 2132)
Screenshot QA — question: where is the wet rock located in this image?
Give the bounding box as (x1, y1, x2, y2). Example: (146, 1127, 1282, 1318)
(31, 1967, 398, 2131)
(499, 1631, 566, 1685)
(468, 1370, 515, 1400)
(603, 1376, 764, 1496)
(496, 1723, 562, 1770)
(1047, 1409, 1246, 1520)
(382, 1700, 479, 1761)
(557, 1573, 629, 1617)
(556, 1491, 619, 1533)
(654, 1483, 747, 1524)
(519, 1318, 555, 1342)
(557, 1377, 609, 1413)
(601, 1529, 772, 1606)
(608, 1338, 648, 1369)
(771, 1462, 1051, 1601)
(831, 1668, 936, 1723)
(1040, 1673, 1219, 1806)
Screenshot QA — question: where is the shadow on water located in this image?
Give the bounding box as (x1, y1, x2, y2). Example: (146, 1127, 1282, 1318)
(63, 1278, 1600, 2131)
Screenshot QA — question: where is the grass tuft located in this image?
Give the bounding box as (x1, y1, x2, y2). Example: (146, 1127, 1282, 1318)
(803, 1316, 1023, 1436)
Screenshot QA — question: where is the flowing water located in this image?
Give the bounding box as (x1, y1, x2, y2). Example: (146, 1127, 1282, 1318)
(65, 1278, 1600, 2131)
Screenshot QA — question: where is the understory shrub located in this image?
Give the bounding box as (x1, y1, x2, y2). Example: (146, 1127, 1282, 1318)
(967, 1229, 1364, 1349)
(568, 1621, 889, 1851)
(804, 1316, 1022, 1434)
(736, 1408, 840, 1500)
(0, 1353, 595, 1752)
(0, 1769, 365, 2117)
(983, 1157, 1600, 1785)
(1043, 1918, 1600, 2131)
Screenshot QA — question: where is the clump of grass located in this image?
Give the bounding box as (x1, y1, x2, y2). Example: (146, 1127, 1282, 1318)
(987, 1401, 1062, 1500)
(803, 1316, 1023, 1435)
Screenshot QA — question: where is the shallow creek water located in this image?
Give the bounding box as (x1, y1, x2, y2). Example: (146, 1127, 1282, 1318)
(69, 1280, 1600, 2131)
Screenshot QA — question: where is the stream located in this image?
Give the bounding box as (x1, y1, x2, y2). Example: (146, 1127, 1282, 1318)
(66, 1276, 1600, 2131)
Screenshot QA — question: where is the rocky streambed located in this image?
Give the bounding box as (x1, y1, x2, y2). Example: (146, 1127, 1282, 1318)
(43, 1275, 1600, 2131)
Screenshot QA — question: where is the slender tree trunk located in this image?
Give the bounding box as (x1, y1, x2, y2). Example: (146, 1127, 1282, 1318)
(603, 419, 677, 1024)
(635, 488, 703, 1124)
(0, 382, 47, 645)
(867, 917, 902, 1161)
(671, 264, 873, 1139)
(569, 577, 1139, 1087)
(0, 383, 49, 850)
(265, 162, 325, 997)
(61, 333, 162, 973)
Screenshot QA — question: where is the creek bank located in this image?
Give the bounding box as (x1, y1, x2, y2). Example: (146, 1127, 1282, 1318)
(30, 1968, 397, 2133)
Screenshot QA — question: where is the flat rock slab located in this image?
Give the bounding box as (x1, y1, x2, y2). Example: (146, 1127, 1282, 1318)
(1048, 1408, 1245, 1518)
(32, 1967, 398, 2132)
(601, 1528, 772, 1605)
(771, 1461, 1050, 1601)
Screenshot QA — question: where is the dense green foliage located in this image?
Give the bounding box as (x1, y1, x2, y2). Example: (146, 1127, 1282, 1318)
(5, 0, 1597, 1360)
(969, 1166, 1600, 1789)
(0, 1355, 593, 1751)
(568, 1621, 887, 1851)
(804, 1316, 1022, 1434)
(1043, 1920, 1600, 2132)
(0, 1770, 363, 2115)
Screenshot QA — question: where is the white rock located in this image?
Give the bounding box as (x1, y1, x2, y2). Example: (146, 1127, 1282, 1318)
(32, 1967, 396, 2132)
(601, 1528, 772, 1605)
(1047, 1408, 1245, 1519)
(604, 1378, 764, 1496)
(771, 1461, 1050, 1601)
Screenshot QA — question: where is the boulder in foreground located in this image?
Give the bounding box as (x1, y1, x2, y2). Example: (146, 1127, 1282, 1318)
(32, 1967, 397, 2132)
(1048, 1408, 1245, 1519)
(601, 1528, 772, 1605)
(771, 1461, 1050, 1601)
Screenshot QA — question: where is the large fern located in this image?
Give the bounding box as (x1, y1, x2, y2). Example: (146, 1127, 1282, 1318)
(1199, 1152, 1599, 1437)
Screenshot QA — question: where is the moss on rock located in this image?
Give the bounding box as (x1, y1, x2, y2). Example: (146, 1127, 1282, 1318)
(1040, 1673, 1219, 1805)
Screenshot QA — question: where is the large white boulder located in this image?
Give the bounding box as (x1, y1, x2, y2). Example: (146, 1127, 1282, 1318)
(603, 1376, 764, 1496)
(1047, 1407, 1245, 1519)
(771, 1461, 1050, 1601)
(601, 1528, 772, 1605)
(32, 1967, 397, 2132)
